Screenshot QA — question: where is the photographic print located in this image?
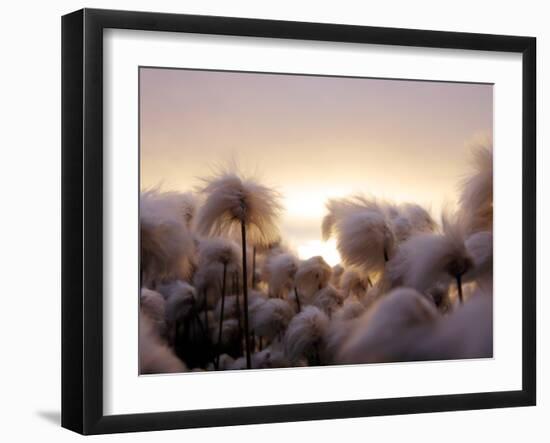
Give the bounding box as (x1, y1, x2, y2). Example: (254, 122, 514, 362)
(61, 10, 536, 433)
(138, 67, 493, 374)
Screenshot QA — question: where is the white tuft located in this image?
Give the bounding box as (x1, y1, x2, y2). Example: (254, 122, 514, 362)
(324, 299, 366, 363)
(193, 237, 241, 308)
(334, 298, 367, 322)
(337, 287, 439, 364)
(196, 172, 282, 246)
(284, 306, 329, 364)
(141, 188, 198, 227)
(458, 143, 493, 234)
(322, 196, 375, 240)
(464, 231, 493, 280)
(249, 297, 294, 340)
(140, 190, 195, 287)
(390, 215, 413, 242)
(311, 285, 344, 317)
(160, 281, 197, 325)
(335, 209, 395, 275)
(140, 288, 166, 332)
(323, 197, 433, 270)
(387, 214, 473, 294)
(414, 292, 493, 360)
(330, 264, 345, 288)
(139, 313, 187, 374)
(295, 256, 332, 301)
(263, 252, 299, 298)
(340, 268, 369, 299)
(399, 203, 436, 235)
(196, 237, 242, 268)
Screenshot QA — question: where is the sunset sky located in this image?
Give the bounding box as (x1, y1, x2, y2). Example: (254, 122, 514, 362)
(140, 67, 493, 265)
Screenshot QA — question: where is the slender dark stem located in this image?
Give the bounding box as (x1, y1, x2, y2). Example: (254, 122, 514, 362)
(258, 336, 263, 351)
(383, 247, 389, 262)
(215, 262, 227, 369)
(252, 247, 257, 289)
(241, 221, 252, 369)
(456, 274, 463, 304)
(203, 289, 209, 333)
(234, 275, 243, 356)
(193, 309, 208, 342)
(294, 286, 302, 312)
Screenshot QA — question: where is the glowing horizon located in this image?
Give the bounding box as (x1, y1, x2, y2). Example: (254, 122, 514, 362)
(140, 68, 493, 265)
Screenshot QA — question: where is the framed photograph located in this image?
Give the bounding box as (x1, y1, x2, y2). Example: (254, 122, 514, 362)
(61, 8, 536, 435)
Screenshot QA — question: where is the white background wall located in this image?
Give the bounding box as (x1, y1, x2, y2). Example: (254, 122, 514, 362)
(0, 0, 546, 441)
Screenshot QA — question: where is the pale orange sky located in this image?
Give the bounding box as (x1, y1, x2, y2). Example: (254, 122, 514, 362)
(140, 67, 493, 265)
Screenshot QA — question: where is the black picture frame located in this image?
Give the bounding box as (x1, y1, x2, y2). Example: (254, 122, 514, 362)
(61, 8, 537, 435)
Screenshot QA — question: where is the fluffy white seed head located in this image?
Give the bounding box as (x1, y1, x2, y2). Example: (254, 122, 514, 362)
(284, 306, 330, 364)
(139, 313, 186, 374)
(336, 209, 395, 275)
(337, 287, 439, 364)
(141, 188, 198, 226)
(157, 280, 193, 300)
(311, 285, 344, 317)
(322, 195, 377, 240)
(387, 214, 473, 294)
(175, 192, 199, 229)
(334, 298, 367, 322)
(398, 203, 436, 235)
(340, 268, 369, 299)
(324, 299, 366, 364)
(263, 252, 299, 298)
(196, 237, 242, 268)
(140, 190, 195, 287)
(140, 288, 166, 330)
(458, 143, 493, 234)
(387, 203, 436, 243)
(193, 237, 242, 307)
(413, 292, 493, 360)
(250, 297, 294, 339)
(323, 195, 433, 254)
(464, 231, 493, 280)
(161, 281, 197, 325)
(390, 215, 413, 242)
(295, 256, 332, 300)
(196, 172, 282, 246)
(330, 264, 345, 288)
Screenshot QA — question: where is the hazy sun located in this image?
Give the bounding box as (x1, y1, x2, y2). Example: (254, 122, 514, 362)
(297, 239, 341, 267)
